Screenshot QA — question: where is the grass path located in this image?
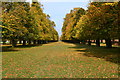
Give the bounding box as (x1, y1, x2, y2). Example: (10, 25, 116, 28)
(2, 42, 119, 78)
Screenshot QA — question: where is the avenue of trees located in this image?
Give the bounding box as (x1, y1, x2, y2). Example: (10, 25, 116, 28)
(61, 2, 120, 48)
(1, 1, 59, 47)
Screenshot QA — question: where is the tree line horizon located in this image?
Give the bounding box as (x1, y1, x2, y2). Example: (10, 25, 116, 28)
(61, 1, 120, 48)
(1, 1, 120, 48)
(1, 1, 59, 47)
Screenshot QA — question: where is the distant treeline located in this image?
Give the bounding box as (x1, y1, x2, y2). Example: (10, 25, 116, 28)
(1, 1, 59, 47)
(61, 2, 120, 48)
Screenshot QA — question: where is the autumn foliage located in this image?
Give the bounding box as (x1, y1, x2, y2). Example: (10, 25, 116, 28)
(1, 1, 59, 47)
(61, 2, 120, 48)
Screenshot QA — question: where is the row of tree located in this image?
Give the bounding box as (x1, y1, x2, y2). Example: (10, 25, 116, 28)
(61, 2, 120, 48)
(1, 1, 58, 47)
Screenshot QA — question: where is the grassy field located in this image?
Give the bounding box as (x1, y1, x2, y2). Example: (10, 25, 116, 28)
(2, 42, 120, 78)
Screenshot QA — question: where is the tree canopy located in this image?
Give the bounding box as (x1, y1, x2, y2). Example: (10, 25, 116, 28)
(1, 1, 58, 47)
(61, 2, 119, 47)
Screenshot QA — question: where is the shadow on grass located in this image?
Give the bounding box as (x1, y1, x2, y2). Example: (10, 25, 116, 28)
(68, 43, 120, 65)
(76, 50, 87, 52)
(1, 48, 19, 52)
(1, 44, 43, 52)
(15, 44, 43, 48)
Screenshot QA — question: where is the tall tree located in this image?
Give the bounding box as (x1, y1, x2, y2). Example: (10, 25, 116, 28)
(61, 8, 85, 42)
(1, 1, 58, 47)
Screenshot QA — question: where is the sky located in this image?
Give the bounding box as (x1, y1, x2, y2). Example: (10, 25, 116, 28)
(26, 0, 90, 36)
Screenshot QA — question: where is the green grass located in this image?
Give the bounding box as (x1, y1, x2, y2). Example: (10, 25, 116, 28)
(2, 42, 119, 78)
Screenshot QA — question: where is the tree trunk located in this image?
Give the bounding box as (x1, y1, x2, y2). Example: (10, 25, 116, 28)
(88, 39, 91, 45)
(40, 40, 43, 44)
(105, 39, 112, 48)
(43, 40, 45, 44)
(119, 39, 120, 45)
(11, 39, 17, 47)
(33, 40, 36, 44)
(37, 40, 40, 44)
(19, 40, 22, 44)
(112, 39, 115, 44)
(82, 40, 86, 44)
(44, 40, 47, 44)
(100, 40, 103, 43)
(23, 40, 26, 46)
(28, 40, 31, 45)
(96, 39, 100, 47)
(39, 40, 42, 44)
(10, 40, 12, 44)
